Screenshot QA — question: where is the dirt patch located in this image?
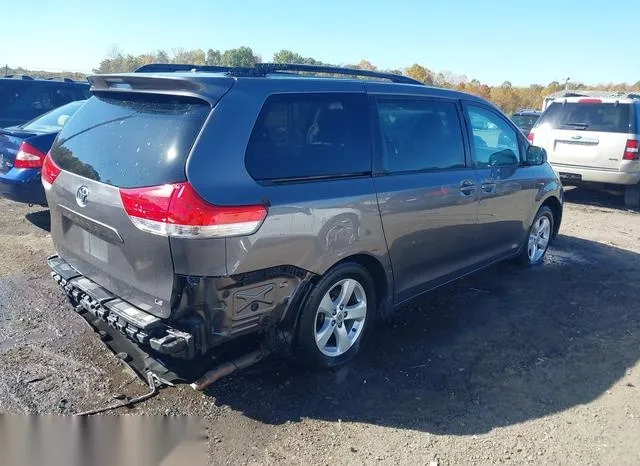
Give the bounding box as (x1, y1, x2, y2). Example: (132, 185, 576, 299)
(0, 190, 639, 465)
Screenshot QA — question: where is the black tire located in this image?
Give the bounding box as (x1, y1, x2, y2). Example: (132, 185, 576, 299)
(295, 262, 376, 369)
(624, 184, 640, 208)
(518, 206, 554, 266)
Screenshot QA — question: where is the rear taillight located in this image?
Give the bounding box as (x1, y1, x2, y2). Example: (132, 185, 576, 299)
(41, 153, 62, 190)
(119, 182, 267, 238)
(623, 139, 639, 160)
(14, 142, 46, 169)
(527, 132, 535, 144)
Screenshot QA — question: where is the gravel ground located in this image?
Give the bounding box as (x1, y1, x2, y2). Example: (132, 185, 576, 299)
(0, 187, 639, 465)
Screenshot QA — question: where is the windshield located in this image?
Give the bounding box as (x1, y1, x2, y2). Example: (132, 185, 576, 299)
(536, 102, 632, 133)
(511, 114, 539, 130)
(20, 100, 86, 133)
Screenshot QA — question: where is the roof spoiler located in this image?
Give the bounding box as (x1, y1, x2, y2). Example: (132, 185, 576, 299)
(135, 62, 424, 85)
(86, 73, 235, 105)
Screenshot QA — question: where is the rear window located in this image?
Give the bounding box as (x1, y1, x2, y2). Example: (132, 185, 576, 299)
(536, 102, 632, 133)
(0, 81, 30, 108)
(21, 100, 85, 133)
(50, 93, 210, 188)
(245, 93, 371, 181)
(511, 114, 539, 131)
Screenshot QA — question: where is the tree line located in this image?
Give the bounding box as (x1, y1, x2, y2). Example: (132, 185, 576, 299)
(3, 65, 86, 82)
(9, 46, 640, 115)
(94, 47, 639, 114)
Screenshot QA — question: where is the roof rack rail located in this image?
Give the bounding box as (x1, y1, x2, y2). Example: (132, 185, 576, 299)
(135, 63, 235, 73)
(254, 63, 423, 85)
(45, 77, 75, 83)
(4, 74, 34, 80)
(134, 62, 424, 85)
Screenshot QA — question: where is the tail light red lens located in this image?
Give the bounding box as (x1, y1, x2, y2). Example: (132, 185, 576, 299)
(41, 153, 62, 189)
(14, 142, 46, 169)
(623, 139, 639, 160)
(527, 132, 535, 144)
(578, 98, 602, 104)
(119, 182, 267, 238)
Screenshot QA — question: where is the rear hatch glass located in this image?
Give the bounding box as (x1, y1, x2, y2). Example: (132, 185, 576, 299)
(51, 93, 211, 187)
(536, 102, 632, 133)
(511, 114, 539, 132)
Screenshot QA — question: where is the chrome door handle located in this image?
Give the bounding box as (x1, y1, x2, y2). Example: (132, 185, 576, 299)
(481, 182, 496, 193)
(459, 180, 476, 196)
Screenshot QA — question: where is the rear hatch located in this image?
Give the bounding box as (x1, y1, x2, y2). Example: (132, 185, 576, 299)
(45, 76, 232, 318)
(533, 100, 634, 170)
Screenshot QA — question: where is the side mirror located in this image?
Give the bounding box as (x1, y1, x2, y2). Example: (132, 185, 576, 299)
(525, 145, 547, 166)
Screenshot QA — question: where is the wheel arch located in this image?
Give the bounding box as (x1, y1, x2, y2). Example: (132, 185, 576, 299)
(320, 252, 393, 317)
(541, 195, 562, 238)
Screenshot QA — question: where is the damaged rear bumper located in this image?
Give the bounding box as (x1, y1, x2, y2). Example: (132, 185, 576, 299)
(48, 255, 196, 360)
(48, 254, 315, 381)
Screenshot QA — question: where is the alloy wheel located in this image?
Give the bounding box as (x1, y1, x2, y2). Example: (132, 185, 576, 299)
(528, 215, 551, 262)
(314, 278, 367, 357)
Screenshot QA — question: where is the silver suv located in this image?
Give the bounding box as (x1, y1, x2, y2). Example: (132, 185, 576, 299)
(44, 63, 563, 376)
(529, 94, 640, 207)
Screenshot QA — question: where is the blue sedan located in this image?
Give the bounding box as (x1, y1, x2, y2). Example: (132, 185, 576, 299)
(0, 100, 85, 206)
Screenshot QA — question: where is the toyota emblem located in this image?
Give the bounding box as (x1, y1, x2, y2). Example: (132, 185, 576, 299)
(76, 185, 90, 207)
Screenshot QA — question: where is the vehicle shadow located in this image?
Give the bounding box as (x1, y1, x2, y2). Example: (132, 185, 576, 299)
(206, 235, 640, 435)
(563, 186, 638, 212)
(25, 209, 51, 232)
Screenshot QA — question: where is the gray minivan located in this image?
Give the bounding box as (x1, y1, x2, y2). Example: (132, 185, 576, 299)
(45, 64, 563, 373)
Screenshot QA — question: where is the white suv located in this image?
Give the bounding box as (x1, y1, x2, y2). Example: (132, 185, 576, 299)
(529, 94, 640, 207)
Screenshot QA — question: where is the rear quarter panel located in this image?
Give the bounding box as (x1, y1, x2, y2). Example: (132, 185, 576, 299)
(184, 78, 392, 282)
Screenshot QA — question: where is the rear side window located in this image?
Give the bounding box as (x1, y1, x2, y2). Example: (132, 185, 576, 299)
(51, 93, 210, 188)
(52, 86, 77, 107)
(245, 93, 371, 181)
(376, 98, 465, 173)
(74, 85, 91, 100)
(0, 81, 30, 108)
(536, 102, 632, 133)
(30, 88, 55, 111)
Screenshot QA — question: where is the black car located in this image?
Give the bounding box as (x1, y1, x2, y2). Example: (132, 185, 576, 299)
(511, 109, 542, 136)
(0, 75, 90, 128)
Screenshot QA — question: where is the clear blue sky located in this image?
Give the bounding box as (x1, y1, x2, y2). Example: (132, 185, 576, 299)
(1, 0, 638, 86)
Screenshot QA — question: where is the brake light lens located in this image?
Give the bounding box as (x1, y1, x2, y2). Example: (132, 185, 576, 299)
(14, 142, 46, 169)
(623, 139, 639, 160)
(527, 132, 535, 144)
(578, 98, 602, 104)
(119, 182, 267, 238)
(41, 153, 62, 190)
